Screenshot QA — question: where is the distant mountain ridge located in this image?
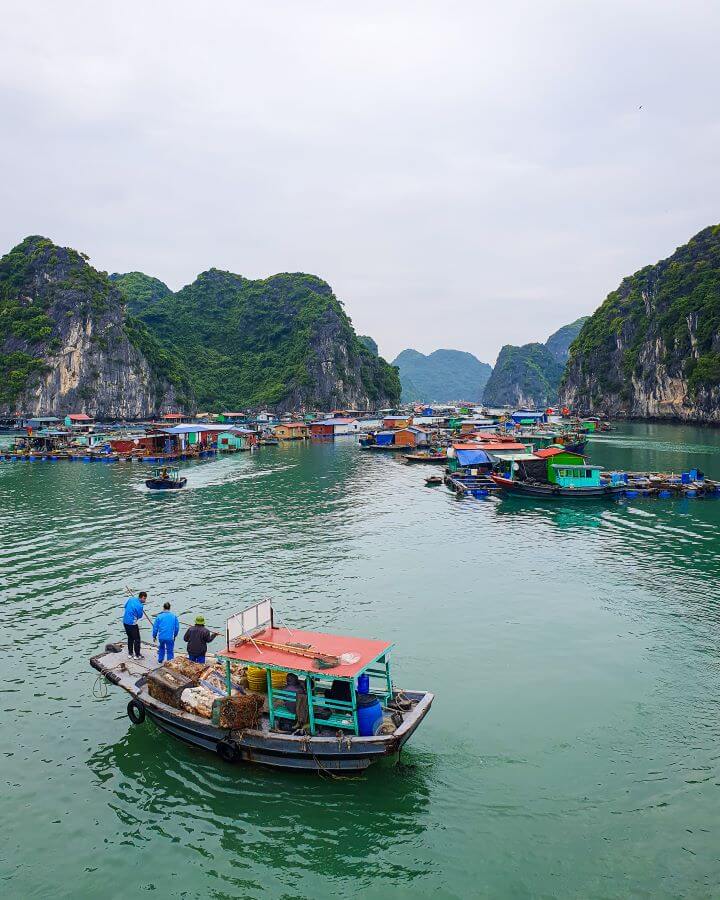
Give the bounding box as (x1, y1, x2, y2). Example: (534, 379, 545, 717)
(482, 318, 588, 407)
(392, 348, 492, 402)
(482, 343, 564, 408)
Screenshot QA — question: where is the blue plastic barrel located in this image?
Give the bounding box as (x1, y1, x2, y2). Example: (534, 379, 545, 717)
(658, 490, 671, 499)
(357, 674, 370, 695)
(625, 490, 639, 499)
(356, 696, 383, 736)
(686, 489, 697, 498)
(681, 472, 691, 485)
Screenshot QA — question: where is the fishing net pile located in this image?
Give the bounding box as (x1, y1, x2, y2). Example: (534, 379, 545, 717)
(147, 658, 264, 724)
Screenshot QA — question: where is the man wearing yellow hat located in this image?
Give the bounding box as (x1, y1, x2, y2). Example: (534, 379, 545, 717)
(183, 615, 218, 663)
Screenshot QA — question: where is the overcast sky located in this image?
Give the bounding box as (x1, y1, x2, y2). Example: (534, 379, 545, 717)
(2, 2, 719, 365)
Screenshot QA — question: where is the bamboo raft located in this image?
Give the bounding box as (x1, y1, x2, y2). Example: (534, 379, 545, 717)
(444, 472, 501, 498)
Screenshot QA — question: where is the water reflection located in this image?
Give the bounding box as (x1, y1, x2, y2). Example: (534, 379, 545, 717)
(492, 497, 608, 530)
(87, 724, 433, 884)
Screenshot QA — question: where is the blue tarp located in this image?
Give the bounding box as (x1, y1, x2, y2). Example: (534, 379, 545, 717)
(375, 431, 395, 445)
(455, 449, 491, 467)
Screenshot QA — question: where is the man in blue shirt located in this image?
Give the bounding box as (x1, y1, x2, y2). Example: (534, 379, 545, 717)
(122, 591, 147, 659)
(152, 601, 180, 663)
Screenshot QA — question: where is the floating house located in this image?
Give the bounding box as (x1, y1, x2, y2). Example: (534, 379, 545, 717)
(64, 413, 94, 431)
(25, 416, 61, 433)
(510, 409, 547, 425)
(393, 426, 430, 448)
(273, 422, 310, 441)
(310, 417, 360, 437)
(217, 412, 248, 424)
(217, 428, 256, 452)
(382, 415, 412, 429)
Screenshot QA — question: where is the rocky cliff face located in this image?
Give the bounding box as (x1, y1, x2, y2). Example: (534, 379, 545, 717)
(113, 269, 400, 412)
(0, 237, 178, 417)
(561, 225, 720, 422)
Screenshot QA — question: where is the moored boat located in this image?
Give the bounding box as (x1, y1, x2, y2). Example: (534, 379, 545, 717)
(403, 451, 447, 464)
(491, 473, 624, 499)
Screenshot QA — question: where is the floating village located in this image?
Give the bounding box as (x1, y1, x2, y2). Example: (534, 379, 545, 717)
(2, 404, 717, 500)
(4, 405, 716, 770)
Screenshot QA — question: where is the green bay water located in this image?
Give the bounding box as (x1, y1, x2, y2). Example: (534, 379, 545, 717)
(1, 423, 720, 899)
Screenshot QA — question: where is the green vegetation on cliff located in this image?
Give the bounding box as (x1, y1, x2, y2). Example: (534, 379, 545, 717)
(110, 272, 173, 315)
(483, 343, 563, 407)
(545, 317, 589, 363)
(392, 349, 492, 403)
(0, 236, 180, 414)
(114, 269, 400, 411)
(563, 224, 720, 412)
(358, 335, 379, 356)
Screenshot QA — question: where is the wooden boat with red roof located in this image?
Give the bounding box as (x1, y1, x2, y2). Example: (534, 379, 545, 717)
(90, 600, 433, 773)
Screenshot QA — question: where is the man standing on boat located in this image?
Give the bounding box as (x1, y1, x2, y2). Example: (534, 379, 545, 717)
(183, 616, 217, 664)
(122, 591, 147, 659)
(152, 601, 180, 663)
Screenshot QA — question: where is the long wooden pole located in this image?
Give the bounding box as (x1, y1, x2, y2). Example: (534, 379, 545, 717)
(235, 636, 339, 667)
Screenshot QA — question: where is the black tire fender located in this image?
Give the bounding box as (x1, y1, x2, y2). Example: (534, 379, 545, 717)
(127, 699, 146, 724)
(217, 739, 240, 763)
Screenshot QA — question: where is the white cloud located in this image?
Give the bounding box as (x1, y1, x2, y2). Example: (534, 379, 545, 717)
(1, 0, 719, 362)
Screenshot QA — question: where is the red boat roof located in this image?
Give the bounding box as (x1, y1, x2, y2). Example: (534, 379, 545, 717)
(535, 446, 586, 459)
(68, 412, 93, 421)
(218, 626, 393, 679)
(476, 441, 528, 452)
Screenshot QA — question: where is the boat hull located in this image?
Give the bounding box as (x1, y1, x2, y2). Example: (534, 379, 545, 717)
(90, 649, 433, 773)
(491, 475, 624, 499)
(145, 477, 187, 490)
(403, 454, 447, 464)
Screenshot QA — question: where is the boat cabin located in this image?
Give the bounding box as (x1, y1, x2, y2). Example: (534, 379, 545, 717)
(217, 601, 394, 737)
(550, 464, 603, 488)
(150, 465, 182, 482)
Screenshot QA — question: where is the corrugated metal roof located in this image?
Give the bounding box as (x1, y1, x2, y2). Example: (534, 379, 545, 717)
(313, 418, 358, 426)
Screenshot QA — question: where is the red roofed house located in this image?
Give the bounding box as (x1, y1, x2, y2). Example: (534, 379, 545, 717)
(273, 422, 310, 440)
(310, 417, 360, 437)
(64, 413, 94, 431)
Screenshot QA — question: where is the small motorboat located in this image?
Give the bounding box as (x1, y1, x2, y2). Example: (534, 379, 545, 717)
(425, 474, 443, 486)
(404, 451, 447, 464)
(145, 465, 187, 490)
(90, 599, 433, 773)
